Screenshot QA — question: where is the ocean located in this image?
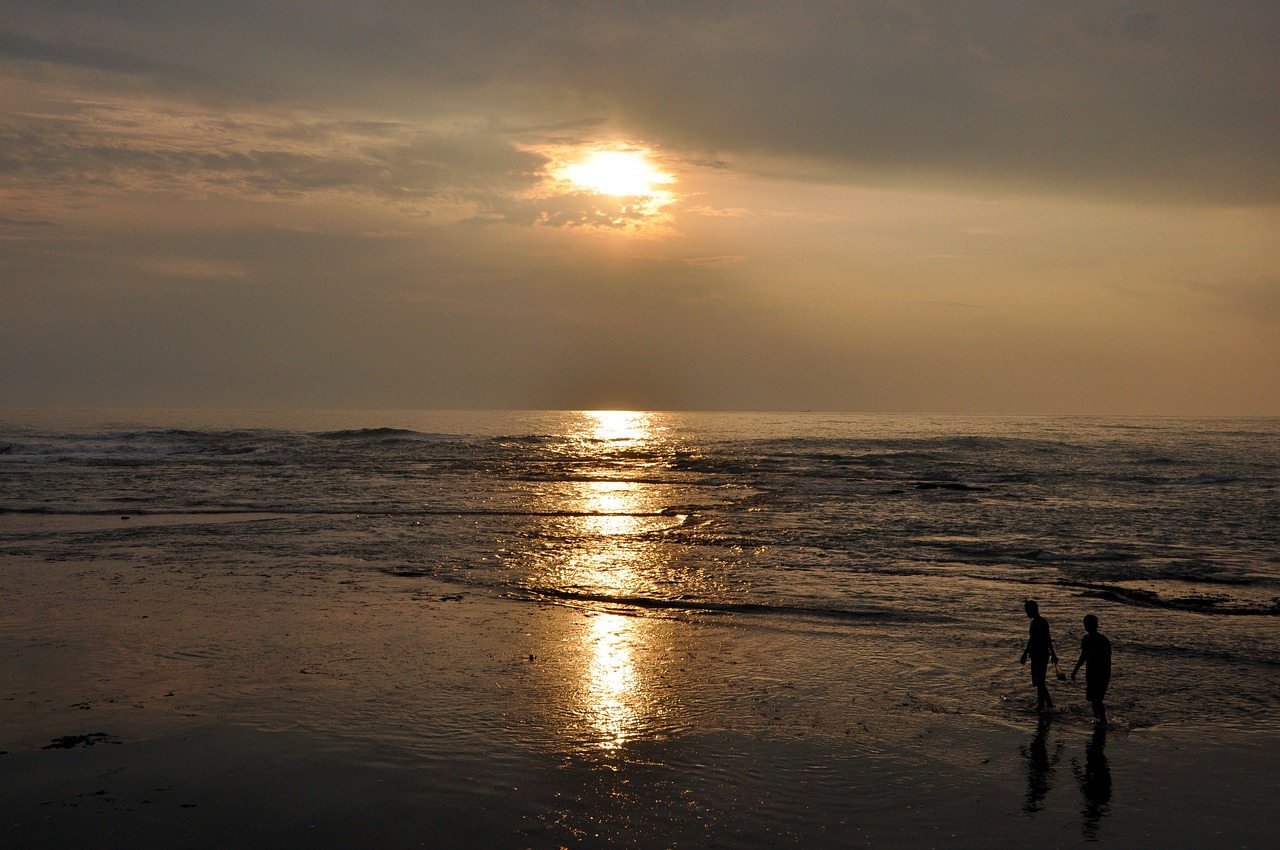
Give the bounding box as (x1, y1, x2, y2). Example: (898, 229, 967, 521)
(3, 409, 1276, 741)
(4, 408, 1280, 847)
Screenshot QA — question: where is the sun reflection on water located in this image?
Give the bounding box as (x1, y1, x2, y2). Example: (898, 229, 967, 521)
(561, 411, 667, 752)
(584, 612, 642, 751)
(583, 481, 642, 538)
(581, 409, 653, 445)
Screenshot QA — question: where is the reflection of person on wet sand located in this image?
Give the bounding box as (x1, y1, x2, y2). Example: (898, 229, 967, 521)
(1020, 717, 1062, 814)
(1071, 614, 1112, 724)
(1019, 600, 1058, 713)
(1073, 725, 1112, 840)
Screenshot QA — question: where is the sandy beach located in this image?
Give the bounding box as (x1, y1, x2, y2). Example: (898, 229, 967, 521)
(3, 545, 1276, 849)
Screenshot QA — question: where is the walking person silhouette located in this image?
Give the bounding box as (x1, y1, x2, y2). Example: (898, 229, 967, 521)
(1020, 600, 1058, 713)
(1072, 614, 1112, 724)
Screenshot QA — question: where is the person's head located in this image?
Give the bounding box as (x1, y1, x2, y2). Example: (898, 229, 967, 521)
(1083, 614, 1099, 633)
(1024, 600, 1039, 618)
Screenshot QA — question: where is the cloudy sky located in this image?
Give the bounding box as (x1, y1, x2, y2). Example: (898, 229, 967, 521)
(2, 1, 1277, 414)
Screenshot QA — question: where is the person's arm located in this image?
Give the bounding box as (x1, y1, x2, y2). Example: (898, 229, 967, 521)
(1071, 648, 1086, 680)
(1071, 637, 1088, 680)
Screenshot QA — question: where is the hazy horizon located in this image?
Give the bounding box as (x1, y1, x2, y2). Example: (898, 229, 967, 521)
(3, 2, 1277, 415)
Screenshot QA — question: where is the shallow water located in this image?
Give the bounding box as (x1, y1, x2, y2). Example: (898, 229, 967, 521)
(2, 409, 1278, 743)
(3, 410, 1279, 847)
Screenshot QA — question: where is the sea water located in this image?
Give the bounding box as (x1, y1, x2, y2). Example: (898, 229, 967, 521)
(2, 409, 1278, 740)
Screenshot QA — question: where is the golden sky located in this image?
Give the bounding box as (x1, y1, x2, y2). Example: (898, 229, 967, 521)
(2, 2, 1277, 413)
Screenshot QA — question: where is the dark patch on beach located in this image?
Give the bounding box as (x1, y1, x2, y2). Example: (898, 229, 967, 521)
(914, 480, 989, 492)
(1154, 562, 1263, 586)
(43, 732, 120, 749)
(942, 542, 1148, 565)
(516, 585, 955, 624)
(1071, 582, 1280, 616)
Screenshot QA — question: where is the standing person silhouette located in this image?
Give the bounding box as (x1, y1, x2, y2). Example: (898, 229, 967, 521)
(1072, 614, 1112, 724)
(1020, 600, 1058, 713)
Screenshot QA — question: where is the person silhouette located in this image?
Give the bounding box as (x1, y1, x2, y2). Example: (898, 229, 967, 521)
(1019, 600, 1058, 713)
(1071, 614, 1112, 724)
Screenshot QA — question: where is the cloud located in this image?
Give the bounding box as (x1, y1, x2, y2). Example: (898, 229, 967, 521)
(3, 2, 1275, 204)
(1, 2, 1277, 414)
(560, 2, 1278, 204)
(479, 193, 663, 230)
(683, 255, 746, 269)
(0, 214, 61, 227)
(0, 81, 690, 235)
(1178, 274, 1280, 325)
(0, 28, 182, 77)
(0, 92, 550, 217)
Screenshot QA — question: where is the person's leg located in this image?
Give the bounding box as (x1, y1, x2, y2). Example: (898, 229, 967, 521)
(1087, 679, 1107, 723)
(1032, 658, 1052, 710)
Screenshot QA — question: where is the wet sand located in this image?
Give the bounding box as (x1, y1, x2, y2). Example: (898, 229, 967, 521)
(2, 553, 1276, 848)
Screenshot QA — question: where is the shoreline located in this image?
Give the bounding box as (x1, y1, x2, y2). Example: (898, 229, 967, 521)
(3, 553, 1277, 847)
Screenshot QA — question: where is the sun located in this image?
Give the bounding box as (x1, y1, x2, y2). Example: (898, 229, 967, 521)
(557, 149, 675, 198)
(532, 143, 680, 231)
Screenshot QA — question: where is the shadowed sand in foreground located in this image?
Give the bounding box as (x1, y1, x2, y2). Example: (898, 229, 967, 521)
(2, 553, 1276, 849)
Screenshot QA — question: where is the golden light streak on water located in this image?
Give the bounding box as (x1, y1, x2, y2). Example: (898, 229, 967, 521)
(582, 409, 652, 444)
(583, 481, 643, 538)
(566, 411, 660, 750)
(583, 611, 642, 752)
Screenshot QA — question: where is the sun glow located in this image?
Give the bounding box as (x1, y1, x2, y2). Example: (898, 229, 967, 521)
(530, 145, 680, 230)
(559, 149, 675, 198)
(584, 409, 651, 443)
